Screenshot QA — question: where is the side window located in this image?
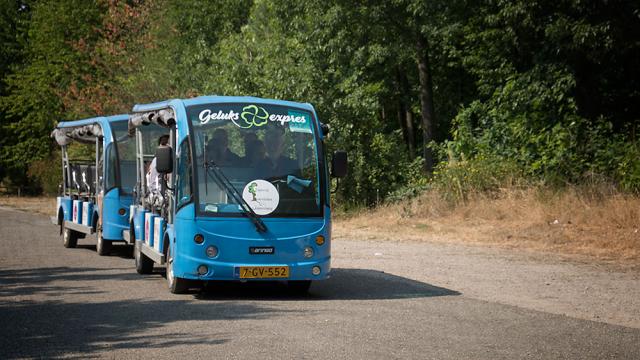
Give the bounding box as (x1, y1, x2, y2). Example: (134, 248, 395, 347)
(105, 144, 117, 190)
(176, 137, 192, 209)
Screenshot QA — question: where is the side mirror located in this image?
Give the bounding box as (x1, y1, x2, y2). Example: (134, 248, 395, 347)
(331, 150, 348, 178)
(320, 123, 330, 137)
(155, 146, 173, 174)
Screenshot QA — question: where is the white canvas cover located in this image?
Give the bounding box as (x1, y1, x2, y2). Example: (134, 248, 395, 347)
(51, 123, 103, 145)
(128, 109, 176, 135)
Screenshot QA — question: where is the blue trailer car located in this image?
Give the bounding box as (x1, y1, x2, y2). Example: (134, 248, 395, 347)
(51, 115, 139, 255)
(126, 96, 347, 293)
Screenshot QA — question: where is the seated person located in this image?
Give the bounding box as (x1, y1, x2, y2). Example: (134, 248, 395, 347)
(147, 134, 169, 194)
(245, 140, 267, 167)
(264, 127, 298, 179)
(206, 128, 240, 166)
(240, 132, 259, 166)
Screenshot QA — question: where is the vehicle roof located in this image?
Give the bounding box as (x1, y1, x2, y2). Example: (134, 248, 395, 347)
(131, 95, 316, 113)
(56, 114, 129, 129)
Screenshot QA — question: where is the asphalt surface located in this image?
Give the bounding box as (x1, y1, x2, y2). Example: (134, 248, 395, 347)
(1, 207, 639, 359)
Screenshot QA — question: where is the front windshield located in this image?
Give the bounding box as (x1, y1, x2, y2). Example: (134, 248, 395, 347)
(109, 120, 137, 194)
(188, 102, 322, 217)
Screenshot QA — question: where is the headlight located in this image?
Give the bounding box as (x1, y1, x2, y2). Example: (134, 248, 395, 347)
(303, 246, 314, 258)
(194, 234, 204, 244)
(197, 265, 208, 275)
(312, 266, 321, 276)
(206, 245, 218, 258)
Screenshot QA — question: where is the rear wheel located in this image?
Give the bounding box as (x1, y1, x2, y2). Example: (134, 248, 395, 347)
(96, 229, 112, 256)
(166, 246, 190, 294)
(62, 227, 78, 248)
(287, 280, 312, 294)
(135, 241, 154, 274)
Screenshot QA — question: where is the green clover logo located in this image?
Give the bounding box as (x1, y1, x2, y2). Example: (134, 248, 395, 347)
(239, 105, 269, 129)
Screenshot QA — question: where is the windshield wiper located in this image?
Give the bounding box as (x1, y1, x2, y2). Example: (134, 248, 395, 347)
(204, 161, 268, 233)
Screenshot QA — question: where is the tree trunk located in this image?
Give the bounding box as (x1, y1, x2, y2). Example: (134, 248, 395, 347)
(405, 109, 415, 158)
(416, 32, 436, 174)
(398, 69, 416, 159)
(396, 101, 409, 149)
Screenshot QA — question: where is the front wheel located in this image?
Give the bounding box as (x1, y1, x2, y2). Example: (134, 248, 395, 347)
(166, 246, 191, 294)
(135, 241, 154, 274)
(96, 229, 112, 256)
(62, 227, 78, 248)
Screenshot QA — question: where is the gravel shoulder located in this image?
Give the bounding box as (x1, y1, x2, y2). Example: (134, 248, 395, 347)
(332, 237, 640, 329)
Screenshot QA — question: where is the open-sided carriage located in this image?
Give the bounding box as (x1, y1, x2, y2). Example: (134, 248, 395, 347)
(51, 115, 137, 255)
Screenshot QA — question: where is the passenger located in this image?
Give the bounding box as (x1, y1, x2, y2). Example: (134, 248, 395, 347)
(206, 128, 240, 166)
(241, 132, 258, 166)
(264, 127, 297, 178)
(247, 140, 268, 167)
(147, 134, 169, 195)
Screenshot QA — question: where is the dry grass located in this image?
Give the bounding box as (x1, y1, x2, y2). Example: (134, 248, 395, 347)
(3, 190, 639, 263)
(0, 196, 56, 216)
(335, 186, 640, 262)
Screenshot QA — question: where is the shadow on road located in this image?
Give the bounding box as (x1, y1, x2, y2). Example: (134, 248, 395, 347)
(0, 266, 459, 358)
(0, 266, 291, 359)
(76, 243, 134, 259)
(0, 266, 460, 302)
(0, 267, 138, 298)
(197, 268, 460, 301)
(0, 297, 285, 359)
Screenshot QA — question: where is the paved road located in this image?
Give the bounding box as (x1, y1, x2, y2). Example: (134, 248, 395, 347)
(1, 207, 639, 359)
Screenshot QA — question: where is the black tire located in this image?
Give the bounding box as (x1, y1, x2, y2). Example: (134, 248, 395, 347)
(62, 227, 78, 248)
(58, 210, 64, 235)
(166, 246, 190, 294)
(135, 241, 154, 275)
(127, 223, 136, 258)
(127, 245, 135, 259)
(96, 229, 112, 256)
(287, 280, 312, 294)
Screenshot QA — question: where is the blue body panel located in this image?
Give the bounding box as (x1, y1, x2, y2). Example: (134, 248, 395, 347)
(102, 188, 132, 240)
(133, 206, 146, 241)
(131, 96, 332, 282)
(172, 205, 331, 281)
(57, 197, 73, 221)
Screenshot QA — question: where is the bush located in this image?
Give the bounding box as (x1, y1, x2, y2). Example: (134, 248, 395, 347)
(432, 154, 525, 204)
(337, 130, 422, 206)
(27, 153, 63, 196)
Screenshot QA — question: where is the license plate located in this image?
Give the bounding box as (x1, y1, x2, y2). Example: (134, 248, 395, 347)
(238, 266, 289, 279)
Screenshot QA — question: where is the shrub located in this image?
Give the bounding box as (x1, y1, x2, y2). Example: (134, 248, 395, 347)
(432, 154, 526, 204)
(27, 153, 63, 196)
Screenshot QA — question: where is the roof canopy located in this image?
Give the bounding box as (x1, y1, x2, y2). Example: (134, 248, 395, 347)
(51, 123, 103, 146)
(128, 109, 176, 135)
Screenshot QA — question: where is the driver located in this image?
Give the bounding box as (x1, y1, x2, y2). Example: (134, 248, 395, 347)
(264, 126, 297, 178)
(206, 128, 240, 166)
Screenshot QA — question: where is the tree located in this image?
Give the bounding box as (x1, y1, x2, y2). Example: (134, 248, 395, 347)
(0, 0, 103, 191)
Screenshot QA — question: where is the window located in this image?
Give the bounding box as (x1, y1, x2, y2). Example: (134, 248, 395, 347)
(176, 137, 192, 209)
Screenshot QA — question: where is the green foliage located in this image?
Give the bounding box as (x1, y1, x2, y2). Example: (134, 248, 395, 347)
(27, 152, 62, 195)
(0, 0, 104, 187)
(432, 154, 524, 203)
(1, 0, 639, 203)
(344, 131, 421, 205)
(443, 0, 640, 198)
